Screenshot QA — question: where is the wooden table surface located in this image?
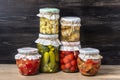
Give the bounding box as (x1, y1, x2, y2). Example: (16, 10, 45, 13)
(0, 64, 120, 80)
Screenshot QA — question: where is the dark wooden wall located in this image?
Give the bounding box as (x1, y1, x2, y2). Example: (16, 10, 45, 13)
(0, 0, 120, 64)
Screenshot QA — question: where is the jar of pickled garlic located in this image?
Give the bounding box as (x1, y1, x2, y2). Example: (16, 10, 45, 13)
(37, 8, 60, 34)
(77, 48, 103, 76)
(60, 17, 81, 42)
(15, 47, 41, 76)
(60, 41, 81, 73)
(35, 34, 60, 73)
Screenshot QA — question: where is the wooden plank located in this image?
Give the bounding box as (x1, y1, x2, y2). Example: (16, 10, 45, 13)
(0, 65, 120, 80)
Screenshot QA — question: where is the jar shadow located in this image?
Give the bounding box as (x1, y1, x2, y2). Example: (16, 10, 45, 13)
(97, 65, 118, 76)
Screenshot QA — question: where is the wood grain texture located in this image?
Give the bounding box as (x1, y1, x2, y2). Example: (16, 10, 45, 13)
(0, 0, 120, 64)
(0, 64, 120, 80)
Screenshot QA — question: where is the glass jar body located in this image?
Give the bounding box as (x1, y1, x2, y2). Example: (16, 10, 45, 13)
(60, 51, 79, 73)
(60, 46, 80, 73)
(61, 26, 80, 42)
(40, 17, 59, 34)
(15, 54, 40, 76)
(77, 57, 101, 76)
(37, 43, 59, 73)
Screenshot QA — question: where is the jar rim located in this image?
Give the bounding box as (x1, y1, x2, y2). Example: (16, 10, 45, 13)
(39, 34, 59, 39)
(17, 47, 38, 54)
(39, 8, 60, 13)
(79, 48, 100, 54)
(61, 17, 81, 22)
(61, 41, 80, 46)
(60, 45, 81, 51)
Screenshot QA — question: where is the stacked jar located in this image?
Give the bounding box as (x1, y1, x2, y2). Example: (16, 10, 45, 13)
(60, 17, 81, 73)
(35, 8, 60, 73)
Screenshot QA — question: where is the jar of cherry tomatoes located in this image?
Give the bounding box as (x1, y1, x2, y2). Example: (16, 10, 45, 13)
(77, 48, 103, 76)
(60, 41, 81, 73)
(15, 47, 41, 76)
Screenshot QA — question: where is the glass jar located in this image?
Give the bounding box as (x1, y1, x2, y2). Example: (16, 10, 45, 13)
(35, 34, 60, 73)
(60, 17, 81, 42)
(37, 8, 60, 34)
(77, 48, 103, 76)
(60, 41, 81, 73)
(15, 47, 41, 76)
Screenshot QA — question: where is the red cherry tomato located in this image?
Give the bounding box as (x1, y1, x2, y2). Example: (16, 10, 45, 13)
(61, 65, 65, 70)
(67, 53, 74, 61)
(65, 63, 71, 69)
(71, 60, 77, 66)
(63, 56, 69, 63)
(70, 67, 76, 72)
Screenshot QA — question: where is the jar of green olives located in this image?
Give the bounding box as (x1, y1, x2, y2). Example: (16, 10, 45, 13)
(37, 8, 60, 34)
(60, 17, 81, 42)
(35, 34, 60, 73)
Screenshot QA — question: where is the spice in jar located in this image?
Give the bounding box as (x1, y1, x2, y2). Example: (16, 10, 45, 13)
(37, 8, 60, 34)
(15, 47, 41, 75)
(60, 17, 81, 42)
(77, 48, 103, 76)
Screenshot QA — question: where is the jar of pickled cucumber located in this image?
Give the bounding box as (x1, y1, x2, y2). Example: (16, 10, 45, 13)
(35, 34, 60, 73)
(15, 47, 41, 76)
(60, 17, 81, 42)
(60, 41, 81, 73)
(37, 8, 60, 34)
(77, 48, 103, 76)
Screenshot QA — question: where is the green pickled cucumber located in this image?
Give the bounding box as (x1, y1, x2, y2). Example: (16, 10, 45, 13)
(48, 51, 56, 70)
(55, 52, 59, 62)
(54, 47, 59, 62)
(43, 52, 50, 64)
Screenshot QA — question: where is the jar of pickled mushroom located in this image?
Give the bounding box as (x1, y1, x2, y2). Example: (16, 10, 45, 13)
(37, 8, 60, 34)
(35, 34, 60, 73)
(60, 41, 81, 73)
(60, 17, 81, 42)
(77, 48, 103, 76)
(15, 47, 41, 76)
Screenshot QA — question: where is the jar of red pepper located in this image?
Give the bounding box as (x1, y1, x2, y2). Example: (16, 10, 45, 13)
(60, 41, 81, 73)
(77, 48, 103, 76)
(15, 47, 41, 75)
